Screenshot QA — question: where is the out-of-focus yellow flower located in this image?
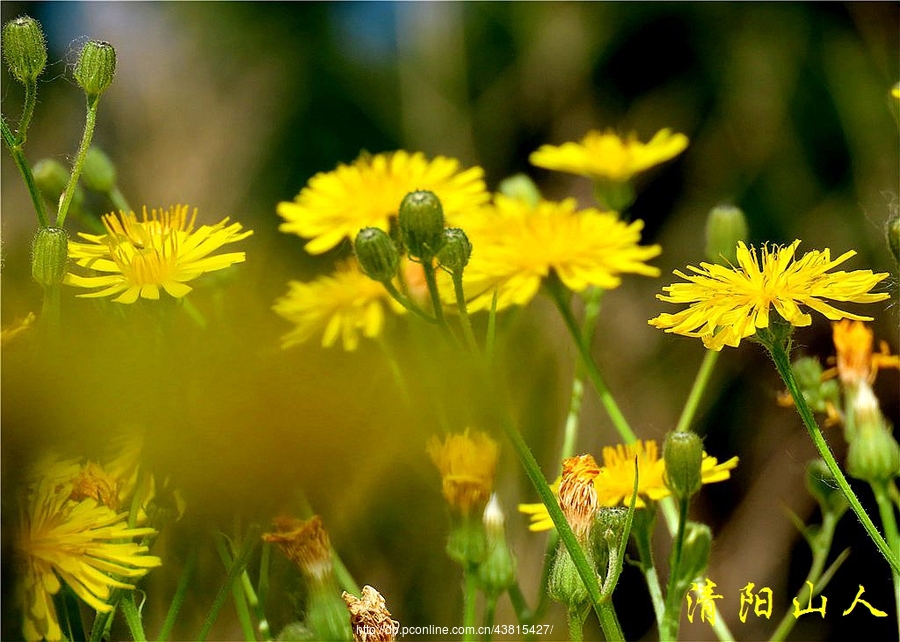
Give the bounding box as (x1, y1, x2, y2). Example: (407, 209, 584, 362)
(829, 320, 900, 387)
(649, 241, 889, 351)
(65, 205, 252, 303)
(278, 151, 489, 255)
(16, 471, 161, 641)
(1, 311, 36, 345)
(273, 258, 403, 351)
(427, 429, 499, 516)
(529, 128, 688, 182)
(519, 440, 738, 532)
(458, 195, 661, 310)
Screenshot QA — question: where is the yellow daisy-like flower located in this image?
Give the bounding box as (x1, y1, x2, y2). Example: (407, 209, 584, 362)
(65, 205, 252, 304)
(459, 195, 661, 310)
(648, 240, 890, 351)
(829, 320, 900, 387)
(519, 440, 738, 532)
(273, 258, 402, 351)
(277, 150, 489, 255)
(427, 429, 499, 516)
(16, 473, 161, 641)
(529, 128, 689, 182)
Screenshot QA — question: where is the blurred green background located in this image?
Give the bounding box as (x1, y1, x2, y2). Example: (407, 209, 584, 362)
(2, 2, 898, 640)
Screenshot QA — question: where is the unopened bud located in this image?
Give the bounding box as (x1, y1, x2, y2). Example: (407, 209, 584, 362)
(2, 16, 46, 83)
(498, 174, 541, 207)
(436, 227, 471, 273)
(789, 356, 840, 414)
(354, 227, 399, 282)
(846, 386, 900, 484)
(887, 211, 899, 264)
(478, 495, 517, 595)
(31, 227, 69, 287)
(74, 41, 116, 98)
(704, 204, 748, 264)
(33, 159, 73, 205)
(398, 190, 445, 260)
(805, 459, 849, 517)
(677, 522, 711, 584)
(81, 146, 117, 193)
(663, 431, 703, 500)
(548, 545, 593, 609)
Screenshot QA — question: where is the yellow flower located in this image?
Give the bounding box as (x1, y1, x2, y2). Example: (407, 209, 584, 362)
(458, 195, 661, 310)
(829, 320, 900, 387)
(65, 205, 252, 303)
(427, 429, 499, 516)
(277, 151, 489, 255)
(648, 240, 890, 351)
(529, 128, 688, 182)
(273, 258, 402, 351)
(16, 472, 161, 641)
(519, 440, 738, 532)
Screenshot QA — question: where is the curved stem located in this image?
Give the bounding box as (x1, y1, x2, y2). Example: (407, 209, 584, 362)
(766, 338, 900, 574)
(17, 79, 39, 142)
(452, 270, 480, 353)
(57, 97, 99, 227)
(2, 116, 49, 227)
(545, 278, 637, 444)
(382, 279, 438, 324)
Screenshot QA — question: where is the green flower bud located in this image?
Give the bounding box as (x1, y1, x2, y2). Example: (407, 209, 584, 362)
(498, 173, 541, 207)
(32, 159, 74, 206)
(805, 459, 849, 517)
(354, 227, 399, 282)
(31, 227, 69, 287)
(436, 227, 471, 273)
(676, 522, 711, 585)
(593, 506, 629, 577)
(663, 431, 703, 500)
(2, 16, 47, 83)
(846, 387, 900, 483)
(398, 190, 445, 260)
(478, 495, 517, 595)
(704, 204, 748, 264)
(887, 211, 899, 265)
(790, 356, 840, 414)
(548, 545, 593, 609)
(81, 146, 117, 193)
(74, 40, 116, 98)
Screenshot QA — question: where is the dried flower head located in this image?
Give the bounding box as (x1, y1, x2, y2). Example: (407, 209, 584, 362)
(263, 515, 332, 580)
(343, 585, 399, 642)
(557, 454, 600, 540)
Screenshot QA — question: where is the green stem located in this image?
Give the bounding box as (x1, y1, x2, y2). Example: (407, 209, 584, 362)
(660, 498, 690, 641)
(872, 482, 900, 635)
(40, 285, 61, 338)
(452, 270, 480, 353)
(769, 514, 845, 642)
(382, 279, 438, 324)
(120, 591, 147, 642)
(766, 337, 900, 574)
(197, 524, 260, 642)
(485, 288, 499, 364)
(632, 513, 666, 627)
(157, 543, 199, 641)
(215, 535, 256, 642)
(545, 278, 636, 444)
(421, 259, 458, 347)
(2, 116, 49, 227)
(496, 413, 621, 640)
(560, 288, 603, 461)
(57, 97, 99, 227)
(507, 582, 534, 625)
(463, 565, 479, 642)
(17, 79, 39, 142)
(673, 349, 719, 434)
(108, 184, 131, 213)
